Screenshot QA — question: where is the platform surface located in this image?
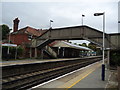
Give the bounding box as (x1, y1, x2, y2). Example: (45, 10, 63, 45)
(1, 56, 99, 66)
(31, 61, 110, 89)
(1, 58, 72, 66)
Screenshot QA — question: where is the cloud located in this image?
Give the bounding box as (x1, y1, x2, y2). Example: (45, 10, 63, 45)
(1, 0, 119, 3)
(118, 1, 120, 33)
(1, 1, 119, 34)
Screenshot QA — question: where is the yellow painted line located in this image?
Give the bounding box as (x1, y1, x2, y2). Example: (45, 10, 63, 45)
(66, 69, 96, 89)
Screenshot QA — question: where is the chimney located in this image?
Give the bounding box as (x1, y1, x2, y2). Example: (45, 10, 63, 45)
(13, 18, 20, 32)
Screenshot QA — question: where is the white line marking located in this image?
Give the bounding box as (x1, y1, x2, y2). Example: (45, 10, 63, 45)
(29, 61, 101, 89)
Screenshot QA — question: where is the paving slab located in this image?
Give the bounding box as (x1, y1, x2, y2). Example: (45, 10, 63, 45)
(31, 61, 110, 89)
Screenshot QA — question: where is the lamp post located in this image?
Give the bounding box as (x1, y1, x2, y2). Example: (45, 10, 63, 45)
(94, 12, 105, 81)
(49, 20, 53, 38)
(82, 14, 85, 25)
(50, 20, 53, 29)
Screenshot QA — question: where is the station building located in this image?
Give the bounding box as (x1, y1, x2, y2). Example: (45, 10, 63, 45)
(8, 18, 93, 59)
(50, 41, 93, 58)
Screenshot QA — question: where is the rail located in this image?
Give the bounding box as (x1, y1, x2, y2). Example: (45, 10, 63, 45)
(2, 56, 102, 89)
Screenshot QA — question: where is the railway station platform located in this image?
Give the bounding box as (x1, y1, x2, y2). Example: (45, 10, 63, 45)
(1, 58, 70, 66)
(1, 56, 99, 66)
(31, 61, 111, 89)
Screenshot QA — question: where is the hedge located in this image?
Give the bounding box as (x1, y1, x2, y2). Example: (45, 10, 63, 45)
(110, 50, 120, 66)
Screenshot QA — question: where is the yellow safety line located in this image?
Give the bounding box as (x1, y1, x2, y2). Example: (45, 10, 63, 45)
(66, 69, 96, 90)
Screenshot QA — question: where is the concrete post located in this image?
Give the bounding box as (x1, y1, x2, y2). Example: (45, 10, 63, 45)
(107, 50, 110, 69)
(15, 47, 17, 59)
(35, 48, 37, 58)
(41, 49, 43, 59)
(63, 47, 65, 57)
(30, 47, 32, 58)
(58, 47, 61, 58)
(58, 47, 59, 55)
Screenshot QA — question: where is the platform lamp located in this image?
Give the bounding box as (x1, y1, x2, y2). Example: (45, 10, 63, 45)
(82, 14, 85, 25)
(49, 20, 53, 38)
(50, 20, 53, 29)
(94, 12, 105, 81)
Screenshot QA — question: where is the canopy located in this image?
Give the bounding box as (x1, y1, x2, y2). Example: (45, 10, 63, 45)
(2, 44, 17, 47)
(52, 41, 92, 51)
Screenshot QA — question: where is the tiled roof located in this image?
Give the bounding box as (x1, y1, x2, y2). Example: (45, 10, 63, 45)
(11, 26, 47, 36)
(25, 26, 41, 36)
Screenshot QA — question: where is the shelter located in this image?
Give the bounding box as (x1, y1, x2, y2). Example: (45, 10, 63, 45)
(2, 43, 17, 59)
(51, 41, 93, 58)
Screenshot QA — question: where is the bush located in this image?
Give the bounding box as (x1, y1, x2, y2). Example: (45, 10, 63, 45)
(110, 50, 120, 66)
(17, 46, 24, 58)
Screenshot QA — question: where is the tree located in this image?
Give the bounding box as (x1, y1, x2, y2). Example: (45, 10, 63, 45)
(74, 43, 77, 45)
(88, 42, 102, 55)
(88, 42, 96, 51)
(1, 24, 11, 40)
(78, 44, 82, 46)
(81, 43, 87, 47)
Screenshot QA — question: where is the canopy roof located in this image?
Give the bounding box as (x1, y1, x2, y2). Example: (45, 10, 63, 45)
(2, 44, 17, 47)
(52, 41, 92, 51)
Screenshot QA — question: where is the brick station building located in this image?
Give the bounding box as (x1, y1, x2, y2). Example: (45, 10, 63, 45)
(9, 18, 46, 58)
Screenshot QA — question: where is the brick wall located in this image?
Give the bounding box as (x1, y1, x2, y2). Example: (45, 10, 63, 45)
(10, 34, 30, 45)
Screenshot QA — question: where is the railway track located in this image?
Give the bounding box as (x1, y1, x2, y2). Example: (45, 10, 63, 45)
(2, 56, 102, 90)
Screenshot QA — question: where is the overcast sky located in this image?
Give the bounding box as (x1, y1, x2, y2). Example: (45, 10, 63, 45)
(1, 0, 120, 44)
(118, 1, 120, 33)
